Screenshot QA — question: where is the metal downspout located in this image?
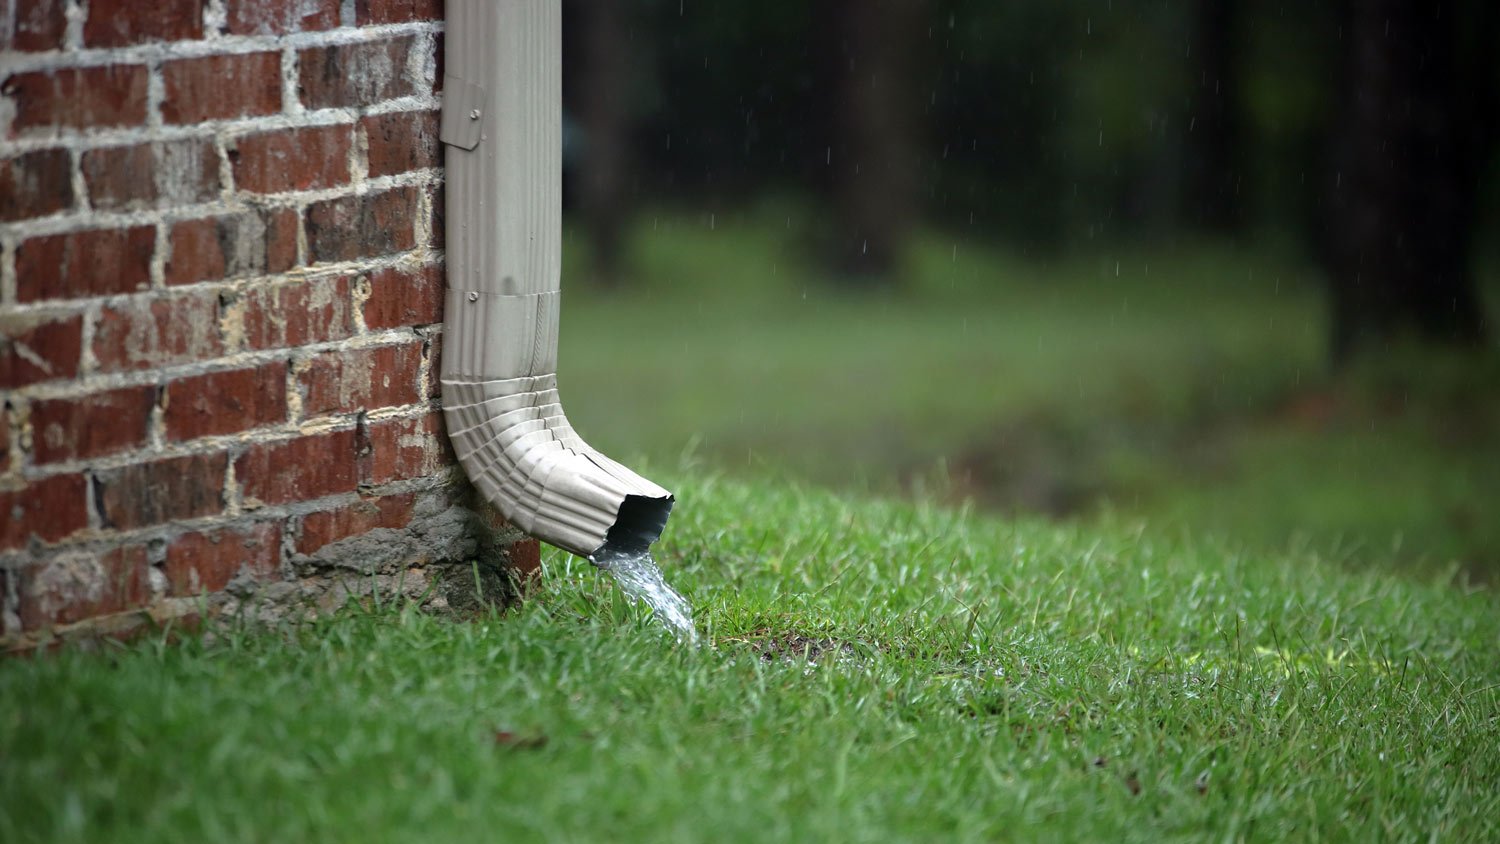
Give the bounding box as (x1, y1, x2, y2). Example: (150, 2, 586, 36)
(438, 0, 673, 562)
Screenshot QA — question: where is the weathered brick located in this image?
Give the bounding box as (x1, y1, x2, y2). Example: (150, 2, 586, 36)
(227, 0, 339, 35)
(166, 217, 231, 286)
(166, 209, 296, 286)
(0, 407, 10, 474)
(83, 139, 221, 211)
(164, 362, 287, 442)
(508, 537, 542, 581)
(0, 148, 73, 222)
(235, 430, 358, 506)
(235, 276, 355, 350)
(3, 65, 149, 134)
(16, 545, 152, 631)
(230, 125, 352, 195)
(306, 186, 420, 264)
(95, 453, 228, 530)
(296, 492, 416, 554)
(362, 109, 440, 178)
(298, 37, 417, 110)
(16, 226, 154, 303)
(300, 342, 423, 418)
(85, 0, 204, 47)
(355, 0, 441, 25)
(0, 313, 82, 389)
(93, 293, 222, 373)
(30, 386, 155, 465)
(162, 52, 283, 124)
(363, 263, 443, 330)
(423, 333, 442, 398)
(0, 474, 87, 550)
(4, 0, 67, 51)
(428, 183, 444, 249)
(165, 522, 281, 594)
(264, 207, 301, 273)
(362, 411, 451, 485)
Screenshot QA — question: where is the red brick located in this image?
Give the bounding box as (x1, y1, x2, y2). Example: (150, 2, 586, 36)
(227, 0, 339, 36)
(264, 207, 300, 273)
(0, 313, 82, 389)
(4, 0, 67, 51)
(83, 139, 220, 211)
(93, 293, 223, 373)
(363, 263, 443, 330)
(85, 0, 204, 47)
(165, 522, 281, 594)
(296, 492, 416, 554)
(428, 183, 444, 248)
(423, 333, 442, 398)
(230, 125, 352, 194)
(306, 186, 420, 264)
(30, 386, 155, 465)
(0, 473, 87, 550)
(236, 276, 355, 350)
(164, 362, 287, 442)
(16, 545, 152, 631)
(507, 537, 542, 581)
(0, 408, 10, 474)
(362, 109, 440, 178)
(165, 217, 227, 286)
(95, 452, 227, 530)
(300, 342, 423, 418)
(355, 0, 440, 25)
(235, 430, 358, 506)
(3, 65, 149, 134)
(362, 411, 451, 485)
(0, 148, 73, 222)
(162, 52, 283, 124)
(166, 209, 297, 285)
(16, 227, 154, 303)
(298, 37, 418, 110)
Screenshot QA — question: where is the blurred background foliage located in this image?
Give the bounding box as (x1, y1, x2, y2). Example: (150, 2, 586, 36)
(552, 0, 1500, 579)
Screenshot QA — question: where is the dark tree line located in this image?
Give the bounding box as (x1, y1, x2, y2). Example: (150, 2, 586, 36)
(563, 0, 1497, 364)
(1323, 0, 1496, 361)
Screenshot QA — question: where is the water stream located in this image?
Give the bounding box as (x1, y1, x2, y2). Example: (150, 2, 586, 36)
(592, 549, 698, 644)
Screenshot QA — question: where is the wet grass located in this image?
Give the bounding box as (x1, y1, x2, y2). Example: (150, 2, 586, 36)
(3, 472, 1499, 841)
(560, 205, 1500, 577)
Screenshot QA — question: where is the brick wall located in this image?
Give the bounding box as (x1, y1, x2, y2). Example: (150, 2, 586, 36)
(1, 0, 537, 648)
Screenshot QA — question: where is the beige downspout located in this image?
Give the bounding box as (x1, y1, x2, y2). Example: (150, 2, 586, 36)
(439, 0, 673, 563)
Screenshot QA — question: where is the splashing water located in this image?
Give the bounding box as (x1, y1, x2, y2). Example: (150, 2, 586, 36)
(592, 549, 698, 644)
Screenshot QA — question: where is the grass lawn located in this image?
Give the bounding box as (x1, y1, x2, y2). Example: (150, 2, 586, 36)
(3, 472, 1499, 841)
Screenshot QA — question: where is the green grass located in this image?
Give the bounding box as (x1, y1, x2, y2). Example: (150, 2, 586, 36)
(559, 205, 1500, 575)
(4, 472, 1499, 841)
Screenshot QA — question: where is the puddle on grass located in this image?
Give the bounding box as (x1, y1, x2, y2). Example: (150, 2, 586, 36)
(592, 548, 698, 645)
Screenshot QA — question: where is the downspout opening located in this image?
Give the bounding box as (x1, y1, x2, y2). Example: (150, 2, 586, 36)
(590, 494, 676, 567)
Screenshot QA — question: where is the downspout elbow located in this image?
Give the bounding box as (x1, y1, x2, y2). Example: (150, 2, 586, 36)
(439, 0, 672, 562)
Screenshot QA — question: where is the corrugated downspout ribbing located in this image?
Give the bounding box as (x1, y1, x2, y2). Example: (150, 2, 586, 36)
(439, 0, 673, 561)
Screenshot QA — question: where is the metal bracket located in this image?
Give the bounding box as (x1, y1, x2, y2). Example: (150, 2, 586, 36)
(440, 75, 486, 150)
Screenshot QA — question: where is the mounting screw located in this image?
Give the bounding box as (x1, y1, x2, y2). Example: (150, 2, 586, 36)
(467, 291, 479, 302)
(469, 108, 481, 120)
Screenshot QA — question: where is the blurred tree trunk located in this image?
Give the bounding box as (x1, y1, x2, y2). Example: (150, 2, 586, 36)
(1182, 0, 1244, 234)
(1323, 0, 1494, 363)
(575, 0, 632, 287)
(821, 0, 925, 284)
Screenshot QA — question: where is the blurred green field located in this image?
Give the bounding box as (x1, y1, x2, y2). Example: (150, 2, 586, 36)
(558, 204, 1500, 578)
